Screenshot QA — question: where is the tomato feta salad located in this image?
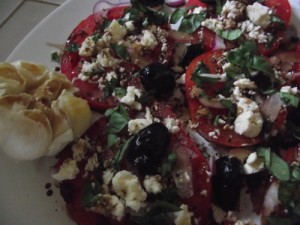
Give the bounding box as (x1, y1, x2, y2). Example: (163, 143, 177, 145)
(53, 0, 300, 225)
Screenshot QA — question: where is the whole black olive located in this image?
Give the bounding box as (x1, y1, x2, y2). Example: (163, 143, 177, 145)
(136, 0, 165, 7)
(139, 62, 176, 99)
(127, 123, 170, 175)
(212, 156, 243, 211)
(180, 43, 204, 67)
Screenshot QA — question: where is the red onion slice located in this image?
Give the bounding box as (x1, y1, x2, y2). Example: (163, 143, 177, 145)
(260, 93, 282, 123)
(166, 0, 185, 7)
(93, 0, 130, 21)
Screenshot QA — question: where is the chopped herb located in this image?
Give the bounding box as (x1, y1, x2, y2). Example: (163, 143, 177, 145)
(292, 166, 300, 181)
(170, 8, 188, 24)
(105, 104, 130, 134)
(213, 115, 221, 127)
(111, 44, 130, 60)
(99, 19, 111, 31)
(66, 43, 80, 52)
(133, 201, 181, 225)
(191, 62, 215, 88)
(271, 15, 285, 25)
(81, 180, 101, 208)
(112, 137, 134, 167)
(215, 29, 243, 41)
(220, 99, 236, 120)
(278, 181, 297, 205)
(113, 87, 127, 98)
(280, 92, 300, 107)
(257, 147, 290, 181)
(104, 78, 118, 97)
(107, 133, 119, 148)
(178, 12, 206, 34)
(51, 51, 60, 63)
(161, 152, 177, 177)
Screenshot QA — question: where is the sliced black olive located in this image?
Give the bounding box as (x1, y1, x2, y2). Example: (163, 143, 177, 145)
(180, 43, 204, 67)
(212, 156, 243, 211)
(139, 62, 176, 99)
(137, 0, 165, 7)
(127, 123, 170, 175)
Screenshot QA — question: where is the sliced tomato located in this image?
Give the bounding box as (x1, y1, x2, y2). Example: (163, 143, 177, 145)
(281, 145, 300, 164)
(172, 128, 211, 225)
(106, 5, 128, 20)
(185, 50, 261, 147)
(186, 0, 208, 7)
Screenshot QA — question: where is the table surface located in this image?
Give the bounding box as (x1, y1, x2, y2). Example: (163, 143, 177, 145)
(0, 0, 67, 62)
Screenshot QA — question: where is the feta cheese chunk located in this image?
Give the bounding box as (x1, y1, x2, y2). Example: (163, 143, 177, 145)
(243, 152, 264, 174)
(164, 117, 180, 134)
(112, 170, 147, 211)
(234, 110, 263, 138)
(143, 175, 164, 194)
(128, 107, 155, 134)
(234, 78, 257, 89)
(106, 20, 127, 43)
(120, 86, 142, 110)
(280, 85, 298, 94)
(246, 2, 271, 28)
(52, 158, 79, 181)
(79, 36, 96, 57)
(141, 30, 158, 50)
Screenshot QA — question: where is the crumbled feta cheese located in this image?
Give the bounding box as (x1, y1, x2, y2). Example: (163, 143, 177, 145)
(236, 97, 259, 114)
(85, 153, 99, 172)
(280, 85, 298, 94)
(128, 107, 154, 134)
(112, 170, 147, 211)
(102, 169, 115, 193)
(52, 158, 79, 181)
(221, 1, 246, 19)
(201, 18, 223, 31)
(125, 21, 135, 31)
(246, 2, 271, 28)
(164, 117, 180, 134)
(174, 204, 193, 225)
(234, 78, 257, 89)
(97, 48, 118, 68)
(243, 152, 264, 174)
(238, 20, 268, 43)
(91, 194, 125, 221)
(105, 71, 117, 82)
(106, 20, 127, 43)
(234, 110, 263, 138)
(72, 138, 89, 162)
(79, 36, 96, 57)
(119, 86, 142, 110)
(143, 175, 164, 194)
(141, 30, 158, 50)
(192, 6, 206, 14)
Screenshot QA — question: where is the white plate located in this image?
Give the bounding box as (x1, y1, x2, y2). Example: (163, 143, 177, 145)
(2, 0, 300, 225)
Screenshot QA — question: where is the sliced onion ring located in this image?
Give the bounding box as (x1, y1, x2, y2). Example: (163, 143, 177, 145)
(166, 0, 185, 7)
(93, 0, 130, 20)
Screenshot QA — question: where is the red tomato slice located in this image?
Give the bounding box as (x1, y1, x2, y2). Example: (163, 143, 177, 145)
(185, 50, 261, 147)
(172, 128, 211, 225)
(106, 6, 128, 20)
(281, 145, 300, 164)
(186, 0, 208, 7)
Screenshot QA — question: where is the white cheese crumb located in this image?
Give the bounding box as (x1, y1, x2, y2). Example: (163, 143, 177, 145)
(128, 107, 154, 134)
(246, 2, 271, 28)
(174, 204, 193, 225)
(79, 36, 96, 57)
(85, 153, 99, 172)
(143, 175, 164, 194)
(234, 110, 263, 138)
(234, 78, 257, 89)
(106, 20, 127, 43)
(280, 85, 298, 94)
(141, 30, 158, 50)
(243, 152, 264, 174)
(164, 117, 180, 134)
(119, 86, 142, 110)
(72, 138, 89, 162)
(52, 158, 79, 181)
(97, 48, 118, 68)
(112, 170, 147, 212)
(125, 21, 135, 31)
(105, 71, 117, 82)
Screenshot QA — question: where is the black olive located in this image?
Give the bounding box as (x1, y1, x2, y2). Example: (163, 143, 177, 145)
(180, 43, 204, 67)
(137, 0, 165, 7)
(212, 156, 243, 211)
(139, 62, 176, 99)
(127, 123, 170, 175)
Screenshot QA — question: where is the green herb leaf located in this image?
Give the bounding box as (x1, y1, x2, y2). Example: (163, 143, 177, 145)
(112, 136, 134, 167)
(257, 147, 290, 181)
(111, 44, 130, 60)
(278, 181, 297, 205)
(161, 152, 177, 177)
(191, 62, 214, 88)
(280, 92, 300, 108)
(81, 180, 101, 208)
(66, 43, 80, 52)
(251, 55, 275, 78)
(271, 15, 285, 24)
(292, 166, 300, 181)
(51, 51, 60, 63)
(114, 87, 127, 98)
(107, 133, 118, 148)
(105, 104, 130, 134)
(216, 29, 243, 40)
(104, 77, 118, 97)
(178, 13, 206, 34)
(170, 8, 187, 24)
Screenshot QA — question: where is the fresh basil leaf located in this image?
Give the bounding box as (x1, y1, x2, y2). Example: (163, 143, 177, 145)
(216, 0, 223, 14)
(66, 43, 80, 52)
(170, 8, 187, 24)
(216, 29, 243, 40)
(81, 180, 101, 208)
(111, 44, 130, 60)
(107, 133, 118, 148)
(105, 104, 130, 134)
(257, 147, 290, 181)
(114, 87, 127, 98)
(51, 51, 60, 63)
(271, 15, 285, 24)
(112, 136, 134, 167)
(251, 55, 275, 78)
(278, 182, 297, 205)
(280, 92, 300, 107)
(191, 62, 210, 87)
(161, 152, 177, 177)
(128, 7, 140, 20)
(104, 77, 118, 97)
(178, 13, 206, 34)
(220, 99, 236, 120)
